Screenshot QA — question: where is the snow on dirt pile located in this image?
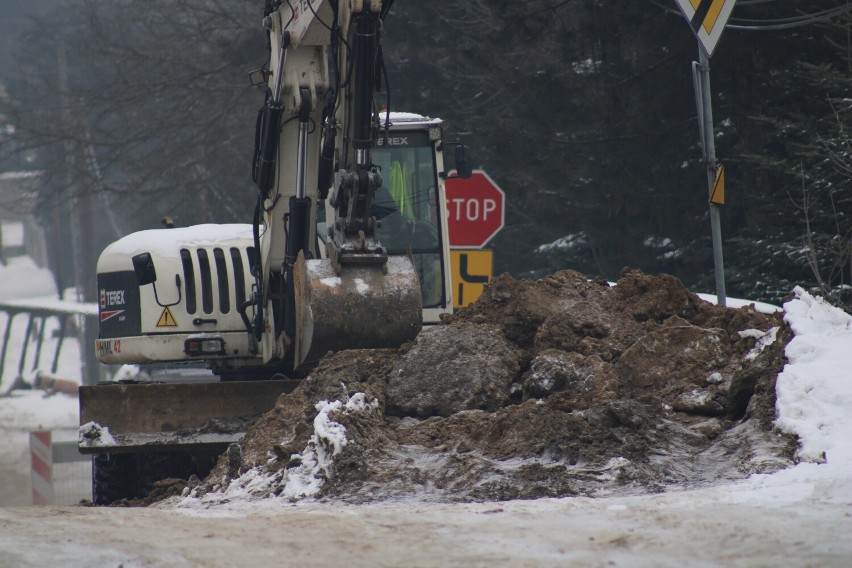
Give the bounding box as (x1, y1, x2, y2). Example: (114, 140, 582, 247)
(180, 268, 795, 505)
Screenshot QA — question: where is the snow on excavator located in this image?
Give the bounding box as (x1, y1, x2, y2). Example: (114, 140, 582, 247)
(79, 0, 471, 504)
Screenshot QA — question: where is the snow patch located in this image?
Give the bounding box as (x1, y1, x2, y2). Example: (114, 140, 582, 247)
(706, 372, 724, 384)
(572, 58, 601, 75)
(354, 278, 370, 295)
(740, 326, 779, 361)
(695, 292, 782, 314)
(78, 421, 117, 447)
(776, 287, 852, 464)
(181, 392, 379, 507)
(0, 170, 41, 180)
(111, 365, 142, 381)
(1, 221, 24, 247)
(595, 457, 631, 481)
(642, 236, 672, 249)
(281, 392, 379, 498)
(0, 256, 58, 299)
(536, 233, 587, 253)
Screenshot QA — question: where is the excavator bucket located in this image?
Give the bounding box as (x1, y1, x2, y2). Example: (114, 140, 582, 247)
(294, 254, 423, 367)
(78, 379, 299, 453)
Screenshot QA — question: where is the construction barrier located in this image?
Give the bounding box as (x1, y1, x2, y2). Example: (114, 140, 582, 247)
(0, 301, 97, 390)
(29, 430, 91, 505)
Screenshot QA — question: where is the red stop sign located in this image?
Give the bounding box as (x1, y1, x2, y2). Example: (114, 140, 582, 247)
(445, 170, 505, 248)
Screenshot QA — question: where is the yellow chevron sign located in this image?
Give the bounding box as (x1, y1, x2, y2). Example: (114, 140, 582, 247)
(450, 249, 493, 309)
(676, 0, 737, 56)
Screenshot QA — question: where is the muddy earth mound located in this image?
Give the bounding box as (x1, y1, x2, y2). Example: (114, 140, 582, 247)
(182, 269, 797, 504)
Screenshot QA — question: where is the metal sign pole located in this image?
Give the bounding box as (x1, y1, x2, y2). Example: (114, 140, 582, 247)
(677, 0, 735, 308)
(695, 45, 727, 307)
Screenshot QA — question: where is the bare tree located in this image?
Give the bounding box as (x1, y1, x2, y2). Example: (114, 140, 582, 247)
(0, 0, 263, 232)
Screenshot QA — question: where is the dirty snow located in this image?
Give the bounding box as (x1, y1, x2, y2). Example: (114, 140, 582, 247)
(184, 392, 381, 505)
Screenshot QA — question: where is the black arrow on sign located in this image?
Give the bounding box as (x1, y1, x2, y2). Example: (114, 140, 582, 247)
(460, 254, 489, 283)
(691, 0, 714, 32)
(457, 253, 490, 306)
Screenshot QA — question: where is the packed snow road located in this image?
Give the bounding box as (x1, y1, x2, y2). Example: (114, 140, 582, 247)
(0, 480, 850, 568)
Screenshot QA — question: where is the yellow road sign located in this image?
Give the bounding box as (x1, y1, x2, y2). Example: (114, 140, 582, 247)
(710, 164, 725, 205)
(450, 249, 493, 309)
(676, 0, 737, 56)
(156, 306, 178, 327)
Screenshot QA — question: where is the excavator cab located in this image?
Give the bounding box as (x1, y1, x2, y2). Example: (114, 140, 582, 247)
(372, 134, 445, 309)
(317, 113, 456, 323)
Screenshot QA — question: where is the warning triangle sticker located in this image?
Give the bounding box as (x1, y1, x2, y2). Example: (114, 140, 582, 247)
(157, 307, 178, 327)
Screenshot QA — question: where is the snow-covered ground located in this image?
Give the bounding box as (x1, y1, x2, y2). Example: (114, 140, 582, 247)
(0, 255, 850, 566)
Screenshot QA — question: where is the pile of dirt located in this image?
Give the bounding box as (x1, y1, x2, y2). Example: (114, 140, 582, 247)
(181, 268, 797, 504)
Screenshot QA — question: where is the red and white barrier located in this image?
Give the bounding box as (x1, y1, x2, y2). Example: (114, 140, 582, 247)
(29, 430, 90, 505)
(29, 431, 54, 505)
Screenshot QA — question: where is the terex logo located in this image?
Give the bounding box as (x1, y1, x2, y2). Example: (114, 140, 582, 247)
(377, 136, 409, 147)
(100, 289, 126, 307)
(99, 288, 127, 323)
